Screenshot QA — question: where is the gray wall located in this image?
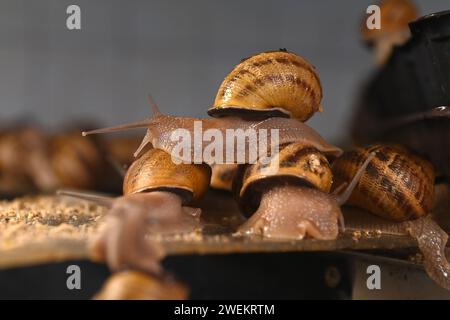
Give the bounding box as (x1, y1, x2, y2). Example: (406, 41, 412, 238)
(0, 0, 448, 143)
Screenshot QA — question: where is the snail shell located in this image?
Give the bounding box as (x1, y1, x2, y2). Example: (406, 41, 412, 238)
(234, 141, 333, 216)
(210, 163, 239, 191)
(51, 133, 106, 190)
(94, 271, 188, 300)
(123, 148, 211, 204)
(332, 144, 434, 222)
(209, 50, 323, 122)
(0, 131, 28, 175)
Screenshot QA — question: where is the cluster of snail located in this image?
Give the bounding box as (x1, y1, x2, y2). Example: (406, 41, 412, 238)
(55, 47, 450, 297)
(0, 126, 141, 195)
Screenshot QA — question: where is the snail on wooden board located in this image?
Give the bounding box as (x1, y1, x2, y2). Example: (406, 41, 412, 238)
(332, 144, 450, 290)
(0, 126, 122, 195)
(233, 142, 375, 240)
(79, 51, 343, 244)
(59, 147, 211, 274)
(0, 127, 59, 193)
(361, 0, 418, 65)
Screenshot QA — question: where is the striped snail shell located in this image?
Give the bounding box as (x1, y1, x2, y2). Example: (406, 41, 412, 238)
(123, 148, 211, 204)
(332, 144, 434, 222)
(234, 141, 333, 217)
(210, 163, 239, 191)
(209, 50, 323, 121)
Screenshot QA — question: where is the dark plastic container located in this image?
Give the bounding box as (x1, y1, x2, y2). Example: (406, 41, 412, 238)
(351, 10, 450, 178)
(368, 10, 450, 118)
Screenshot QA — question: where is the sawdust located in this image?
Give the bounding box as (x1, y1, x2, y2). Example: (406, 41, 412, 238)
(0, 195, 106, 250)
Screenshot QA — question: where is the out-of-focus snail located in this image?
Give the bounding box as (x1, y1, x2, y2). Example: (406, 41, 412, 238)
(94, 270, 188, 300)
(50, 132, 110, 190)
(361, 0, 418, 65)
(332, 144, 450, 290)
(233, 142, 375, 240)
(59, 147, 211, 274)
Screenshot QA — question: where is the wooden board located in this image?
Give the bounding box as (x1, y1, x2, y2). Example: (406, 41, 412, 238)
(0, 183, 448, 269)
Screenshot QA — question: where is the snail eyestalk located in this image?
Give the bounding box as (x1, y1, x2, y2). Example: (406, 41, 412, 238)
(81, 118, 153, 137)
(335, 152, 376, 206)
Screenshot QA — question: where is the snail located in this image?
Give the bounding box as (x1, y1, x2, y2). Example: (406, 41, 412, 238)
(0, 126, 122, 194)
(79, 52, 342, 244)
(209, 50, 323, 121)
(82, 95, 342, 164)
(0, 127, 59, 192)
(59, 147, 211, 274)
(362, 0, 418, 65)
(207, 50, 324, 191)
(233, 141, 375, 240)
(50, 132, 111, 190)
(94, 270, 188, 300)
(332, 144, 450, 290)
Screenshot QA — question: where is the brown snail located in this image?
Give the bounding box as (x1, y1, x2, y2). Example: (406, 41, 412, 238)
(82, 94, 341, 163)
(59, 147, 211, 274)
(0, 126, 122, 194)
(234, 142, 375, 240)
(0, 127, 59, 193)
(50, 132, 111, 190)
(207, 50, 325, 191)
(94, 270, 188, 300)
(332, 144, 434, 222)
(209, 50, 323, 121)
(361, 0, 418, 65)
(332, 144, 450, 290)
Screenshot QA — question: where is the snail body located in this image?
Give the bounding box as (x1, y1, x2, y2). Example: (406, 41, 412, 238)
(234, 142, 375, 240)
(207, 50, 325, 191)
(50, 132, 110, 190)
(82, 100, 342, 163)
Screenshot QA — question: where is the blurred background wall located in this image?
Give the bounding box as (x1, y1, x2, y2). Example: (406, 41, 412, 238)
(0, 0, 448, 143)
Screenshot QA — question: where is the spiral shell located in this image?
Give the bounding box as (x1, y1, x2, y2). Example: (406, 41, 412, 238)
(361, 0, 418, 42)
(51, 133, 106, 190)
(124, 148, 211, 204)
(332, 144, 434, 222)
(234, 141, 333, 216)
(209, 50, 323, 122)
